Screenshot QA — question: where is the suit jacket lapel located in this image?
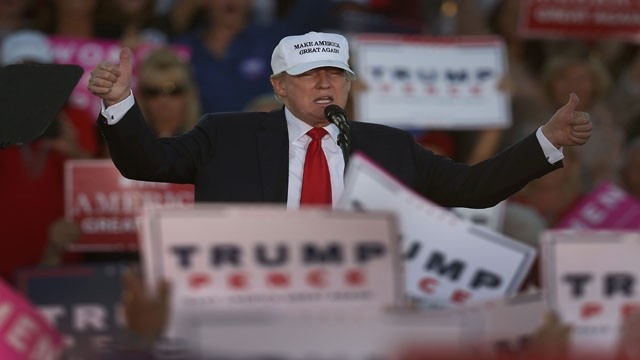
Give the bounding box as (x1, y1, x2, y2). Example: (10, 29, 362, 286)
(348, 122, 362, 157)
(257, 109, 289, 203)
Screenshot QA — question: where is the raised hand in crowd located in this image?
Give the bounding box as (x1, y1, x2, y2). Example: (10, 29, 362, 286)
(521, 311, 572, 360)
(41, 117, 93, 159)
(121, 266, 171, 344)
(616, 309, 640, 360)
(40, 218, 81, 266)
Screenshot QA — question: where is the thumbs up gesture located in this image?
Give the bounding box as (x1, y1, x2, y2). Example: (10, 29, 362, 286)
(88, 47, 133, 107)
(541, 93, 592, 148)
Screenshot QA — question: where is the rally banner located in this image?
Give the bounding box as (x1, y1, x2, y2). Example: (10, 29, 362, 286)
(16, 264, 131, 359)
(138, 204, 402, 315)
(519, 0, 640, 41)
(542, 230, 640, 355)
(337, 153, 536, 308)
(186, 309, 470, 359)
(48, 36, 190, 114)
(350, 34, 510, 130)
(554, 181, 640, 230)
(64, 159, 194, 251)
(186, 293, 547, 359)
(0, 278, 64, 359)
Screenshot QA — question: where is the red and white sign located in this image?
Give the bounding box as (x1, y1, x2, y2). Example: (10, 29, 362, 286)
(64, 159, 194, 251)
(554, 181, 640, 230)
(519, 0, 640, 41)
(337, 153, 536, 308)
(542, 230, 640, 355)
(137, 204, 402, 315)
(351, 34, 510, 129)
(0, 279, 64, 359)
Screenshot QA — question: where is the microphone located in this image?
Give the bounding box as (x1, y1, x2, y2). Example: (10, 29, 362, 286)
(324, 104, 351, 167)
(324, 104, 350, 133)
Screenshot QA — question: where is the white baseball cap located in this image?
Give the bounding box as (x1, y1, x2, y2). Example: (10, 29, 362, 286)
(1, 30, 54, 66)
(271, 31, 355, 77)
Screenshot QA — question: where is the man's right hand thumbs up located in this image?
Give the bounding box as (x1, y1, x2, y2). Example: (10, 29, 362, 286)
(88, 47, 133, 107)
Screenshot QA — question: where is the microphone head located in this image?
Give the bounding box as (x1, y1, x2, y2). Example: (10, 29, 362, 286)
(324, 104, 347, 122)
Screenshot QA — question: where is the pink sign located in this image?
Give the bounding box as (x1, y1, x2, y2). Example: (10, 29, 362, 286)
(64, 159, 194, 252)
(0, 279, 64, 359)
(519, 0, 640, 41)
(48, 36, 191, 116)
(555, 182, 640, 229)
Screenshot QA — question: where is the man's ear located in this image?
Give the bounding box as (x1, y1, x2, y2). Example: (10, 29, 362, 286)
(270, 77, 286, 98)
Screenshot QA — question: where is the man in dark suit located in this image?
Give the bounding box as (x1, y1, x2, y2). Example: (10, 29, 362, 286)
(88, 31, 592, 209)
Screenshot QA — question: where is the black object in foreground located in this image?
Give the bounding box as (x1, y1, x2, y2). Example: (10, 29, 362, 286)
(0, 63, 83, 148)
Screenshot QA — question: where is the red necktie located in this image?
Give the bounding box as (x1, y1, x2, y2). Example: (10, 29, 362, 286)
(300, 127, 332, 205)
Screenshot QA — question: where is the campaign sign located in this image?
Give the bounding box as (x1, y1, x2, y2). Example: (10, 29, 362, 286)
(337, 153, 536, 308)
(0, 278, 64, 359)
(186, 309, 469, 359)
(542, 230, 640, 354)
(64, 159, 194, 251)
(351, 34, 510, 130)
(554, 181, 640, 230)
(16, 264, 131, 359)
(519, 0, 640, 41)
(138, 204, 402, 315)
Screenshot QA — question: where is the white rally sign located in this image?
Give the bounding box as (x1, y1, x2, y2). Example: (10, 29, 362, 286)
(351, 34, 510, 129)
(186, 310, 469, 360)
(542, 230, 640, 355)
(337, 153, 536, 308)
(138, 204, 402, 315)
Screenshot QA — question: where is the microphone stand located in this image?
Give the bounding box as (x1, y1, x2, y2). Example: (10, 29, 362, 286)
(324, 105, 351, 171)
(335, 122, 351, 170)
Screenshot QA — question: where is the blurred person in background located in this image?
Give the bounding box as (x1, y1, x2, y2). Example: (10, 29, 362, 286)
(328, 0, 423, 34)
(609, 46, 640, 135)
(94, 0, 169, 48)
(508, 146, 584, 229)
(446, 0, 510, 165)
(135, 46, 201, 137)
(32, 0, 102, 38)
(487, 0, 548, 105)
(0, 0, 32, 43)
(0, 29, 99, 283)
(488, 0, 553, 160)
(618, 137, 640, 199)
(171, 0, 332, 114)
(243, 92, 282, 113)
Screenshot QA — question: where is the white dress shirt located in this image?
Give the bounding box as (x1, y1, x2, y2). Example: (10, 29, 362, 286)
(284, 108, 344, 209)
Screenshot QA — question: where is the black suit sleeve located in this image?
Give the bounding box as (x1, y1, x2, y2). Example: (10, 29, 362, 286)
(415, 131, 562, 208)
(351, 122, 562, 209)
(97, 102, 210, 184)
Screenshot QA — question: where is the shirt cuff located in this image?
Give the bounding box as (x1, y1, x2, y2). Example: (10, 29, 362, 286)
(536, 126, 564, 164)
(100, 90, 135, 125)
